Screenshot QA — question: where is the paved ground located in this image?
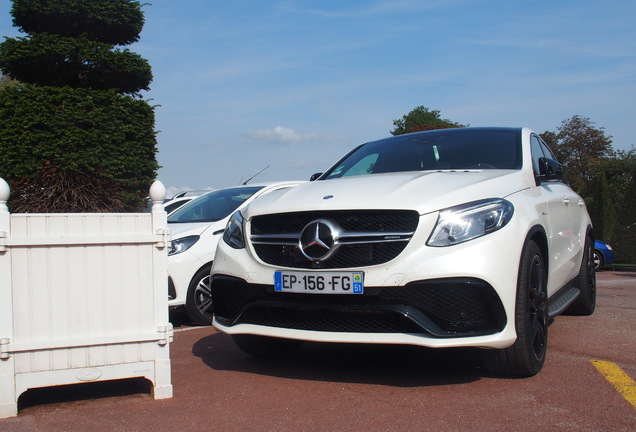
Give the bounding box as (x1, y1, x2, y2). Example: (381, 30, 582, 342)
(1, 271, 635, 431)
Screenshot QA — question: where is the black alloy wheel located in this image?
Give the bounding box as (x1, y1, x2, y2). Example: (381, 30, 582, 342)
(525, 252, 549, 364)
(484, 240, 548, 377)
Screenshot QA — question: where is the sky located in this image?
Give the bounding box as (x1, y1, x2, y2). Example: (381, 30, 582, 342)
(1, 0, 635, 196)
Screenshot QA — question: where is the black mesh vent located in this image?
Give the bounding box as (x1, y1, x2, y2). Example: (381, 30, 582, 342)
(253, 242, 408, 269)
(381, 283, 499, 332)
(239, 307, 423, 333)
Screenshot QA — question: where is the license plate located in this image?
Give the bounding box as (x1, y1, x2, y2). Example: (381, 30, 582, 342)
(274, 271, 364, 294)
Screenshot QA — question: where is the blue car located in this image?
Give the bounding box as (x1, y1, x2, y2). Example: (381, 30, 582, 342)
(594, 240, 614, 270)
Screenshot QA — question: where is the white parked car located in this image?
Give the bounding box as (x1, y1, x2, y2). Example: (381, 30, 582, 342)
(167, 181, 303, 324)
(163, 196, 197, 215)
(210, 127, 596, 377)
(163, 190, 214, 214)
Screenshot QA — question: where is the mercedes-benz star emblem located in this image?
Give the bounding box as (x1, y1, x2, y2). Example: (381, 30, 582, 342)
(299, 220, 338, 260)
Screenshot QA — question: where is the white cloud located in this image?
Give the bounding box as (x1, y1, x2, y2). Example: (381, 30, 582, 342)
(291, 159, 309, 168)
(245, 126, 317, 145)
(294, 0, 466, 18)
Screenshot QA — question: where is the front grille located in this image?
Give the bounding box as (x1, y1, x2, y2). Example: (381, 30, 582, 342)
(250, 210, 419, 269)
(212, 276, 506, 337)
(251, 210, 419, 235)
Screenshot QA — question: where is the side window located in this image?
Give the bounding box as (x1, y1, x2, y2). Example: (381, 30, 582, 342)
(164, 199, 188, 214)
(530, 135, 545, 176)
(539, 140, 558, 161)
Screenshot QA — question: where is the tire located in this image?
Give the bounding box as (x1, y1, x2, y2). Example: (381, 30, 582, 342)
(484, 240, 548, 377)
(185, 265, 214, 325)
(567, 236, 596, 316)
(232, 334, 303, 358)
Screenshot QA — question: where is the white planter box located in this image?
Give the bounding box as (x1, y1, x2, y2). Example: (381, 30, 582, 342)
(0, 179, 173, 418)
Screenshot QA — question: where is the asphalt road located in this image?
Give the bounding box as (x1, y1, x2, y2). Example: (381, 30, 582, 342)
(1, 271, 635, 432)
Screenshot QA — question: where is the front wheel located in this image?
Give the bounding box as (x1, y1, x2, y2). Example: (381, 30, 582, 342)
(185, 265, 214, 325)
(484, 240, 548, 377)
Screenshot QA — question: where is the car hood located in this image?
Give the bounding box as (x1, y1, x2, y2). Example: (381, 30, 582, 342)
(168, 220, 227, 239)
(242, 170, 530, 218)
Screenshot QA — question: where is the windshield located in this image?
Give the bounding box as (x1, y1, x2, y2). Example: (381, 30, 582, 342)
(168, 186, 264, 223)
(323, 128, 521, 179)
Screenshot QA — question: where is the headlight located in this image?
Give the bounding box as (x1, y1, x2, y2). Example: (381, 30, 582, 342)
(223, 211, 245, 249)
(427, 199, 514, 247)
(167, 235, 200, 256)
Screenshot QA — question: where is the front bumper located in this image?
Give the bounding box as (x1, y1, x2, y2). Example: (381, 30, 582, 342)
(211, 274, 518, 349)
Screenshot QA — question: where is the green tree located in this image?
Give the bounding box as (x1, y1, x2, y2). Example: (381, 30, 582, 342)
(588, 150, 636, 263)
(0, 74, 18, 89)
(622, 152, 636, 263)
(10, 0, 144, 45)
(0, 0, 158, 212)
(391, 106, 465, 135)
(540, 115, 614, 196)
(588, 170, 618, 243)
(0, 34, 152, 94)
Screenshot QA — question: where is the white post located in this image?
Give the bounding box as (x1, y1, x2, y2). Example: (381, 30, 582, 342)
(0, 178, 17, 417)
(148, 180, 173, 399)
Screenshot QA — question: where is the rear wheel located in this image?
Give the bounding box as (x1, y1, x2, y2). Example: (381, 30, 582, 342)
(232, 334, 303, 358)
(567, 235, 596, 316)
(484, 240, 548, 377)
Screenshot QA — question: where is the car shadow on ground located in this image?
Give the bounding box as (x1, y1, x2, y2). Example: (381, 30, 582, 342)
(192, 332, 489, 387)
(169, 309, 198, 328)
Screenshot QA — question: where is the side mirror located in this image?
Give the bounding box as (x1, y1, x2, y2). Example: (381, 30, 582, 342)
(536, 157, 564, 183)
(310, 173, 323, 181)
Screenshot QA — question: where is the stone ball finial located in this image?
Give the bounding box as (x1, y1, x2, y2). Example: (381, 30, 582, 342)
(0, 178, 10, 212)
(149, 180, 167, 212)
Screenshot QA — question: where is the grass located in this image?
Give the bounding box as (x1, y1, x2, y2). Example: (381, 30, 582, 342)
(611, 263, 636, 271)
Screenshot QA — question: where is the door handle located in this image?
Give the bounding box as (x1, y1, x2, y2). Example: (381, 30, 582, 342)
(563, 197, 571, 205)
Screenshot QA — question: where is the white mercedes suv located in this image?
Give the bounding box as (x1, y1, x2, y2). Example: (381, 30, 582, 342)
(210, 127, 596, 377)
